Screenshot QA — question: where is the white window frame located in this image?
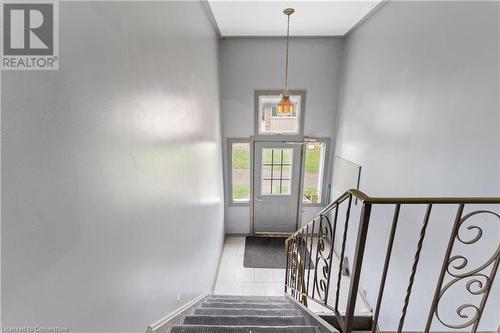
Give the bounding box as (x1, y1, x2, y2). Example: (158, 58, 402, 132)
(227, 138, 252, 206)
(300, 138, 331, 207)
(254, 90, 306, 137)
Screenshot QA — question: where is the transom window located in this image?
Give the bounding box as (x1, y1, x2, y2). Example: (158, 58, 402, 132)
(261, 148, 293, 195)
(257, 92, 303, 135)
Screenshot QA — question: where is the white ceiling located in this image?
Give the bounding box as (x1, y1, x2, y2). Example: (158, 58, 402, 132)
(208, 1, 383, 37)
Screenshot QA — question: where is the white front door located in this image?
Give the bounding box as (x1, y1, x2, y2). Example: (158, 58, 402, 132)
(253, 141, 302, 233)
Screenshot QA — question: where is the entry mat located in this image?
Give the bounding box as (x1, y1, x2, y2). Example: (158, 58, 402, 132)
(243, 236, 314, 269)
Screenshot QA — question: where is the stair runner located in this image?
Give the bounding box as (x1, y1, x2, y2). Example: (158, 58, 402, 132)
(170, 295, 324, 333)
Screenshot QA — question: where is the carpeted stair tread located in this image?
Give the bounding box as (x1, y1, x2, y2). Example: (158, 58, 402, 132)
(205, 298, 288, 304)
(210, 295, 286, 301)
(193, 308, 298, 316)
(183, 315, 306, 326)
(168, 295, 336, 332)
(171, 325, 319, 333)
(200, 302, 296, 309)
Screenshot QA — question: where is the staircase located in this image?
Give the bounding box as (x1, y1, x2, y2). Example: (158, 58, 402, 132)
(147, 190, 499, 333)
(153, 294, 336, 333)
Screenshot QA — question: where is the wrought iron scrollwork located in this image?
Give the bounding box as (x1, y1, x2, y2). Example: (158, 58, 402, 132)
(312, 214, 333, 302)
(287, 237, 298, 298)
(285, 190, 499, 333)
(286, 235, 307, 304)
(286, 213, 334, 307)
(433, 210, 500, 330)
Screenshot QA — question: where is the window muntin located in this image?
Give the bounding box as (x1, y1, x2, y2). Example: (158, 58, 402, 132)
(302, 142, 326, 204)
(231, 142, 250, 202)
(261, 148, 293, 195)
(258, 94, 301, 135)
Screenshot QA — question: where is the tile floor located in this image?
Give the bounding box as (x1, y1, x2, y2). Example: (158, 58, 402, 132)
(213, 236, 372, 315)
(214, 236, 285, 296)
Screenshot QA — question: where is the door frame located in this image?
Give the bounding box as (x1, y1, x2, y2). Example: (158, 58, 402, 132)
(250, 136, 305, 235)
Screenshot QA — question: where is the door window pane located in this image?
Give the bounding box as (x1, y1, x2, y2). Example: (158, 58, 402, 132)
(274, 180, 291, 195)
(261, 148, 293, 195)
(258, 94, 301, 134)
(231, 142, 250, 202)
(281, 166, 292, 179)
(303, 142, 326, 204)
(261, 179, 272, 195)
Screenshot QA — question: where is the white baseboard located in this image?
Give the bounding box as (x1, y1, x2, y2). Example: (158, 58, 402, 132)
(145, 294, 208, 333)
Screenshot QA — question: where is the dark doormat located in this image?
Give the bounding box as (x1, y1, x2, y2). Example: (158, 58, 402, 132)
(243, 236, 314, 269)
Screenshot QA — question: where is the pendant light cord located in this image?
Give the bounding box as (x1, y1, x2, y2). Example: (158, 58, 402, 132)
(284, 13, 290, 94)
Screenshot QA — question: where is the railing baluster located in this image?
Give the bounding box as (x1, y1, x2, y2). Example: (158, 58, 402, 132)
(324, 207, 339, 306)
(344, 202, 372, 333)
(335, 194, 353, 311)
(291, 237, 296, 298)
(304, 224, 309, 296)
(284, 238, 289, 293)
(306, 221, 314, 296)
(397, 204, 433, 333)
(295, 237, 300, 300)
(312, 217, 322, 299)
(424, 204, 464, 332)
(372, 204, 401, 333)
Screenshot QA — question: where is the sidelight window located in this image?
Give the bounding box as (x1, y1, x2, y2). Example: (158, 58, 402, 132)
(228, 140, 251, 204)
(302, 141, 327, 204)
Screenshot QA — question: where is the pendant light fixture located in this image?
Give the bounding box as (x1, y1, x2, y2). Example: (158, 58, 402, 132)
(277, 8, 295, 113)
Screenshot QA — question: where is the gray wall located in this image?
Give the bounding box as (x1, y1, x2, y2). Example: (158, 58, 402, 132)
(220, 37, 344, 233)
(334, 1, 499, 330)
(1, 2, 224, 332)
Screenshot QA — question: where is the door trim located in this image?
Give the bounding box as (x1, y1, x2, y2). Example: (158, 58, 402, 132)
(250, 138, 305, 235)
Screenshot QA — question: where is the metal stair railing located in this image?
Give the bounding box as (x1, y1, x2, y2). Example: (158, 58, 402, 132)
(284, 189, 500, 333)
